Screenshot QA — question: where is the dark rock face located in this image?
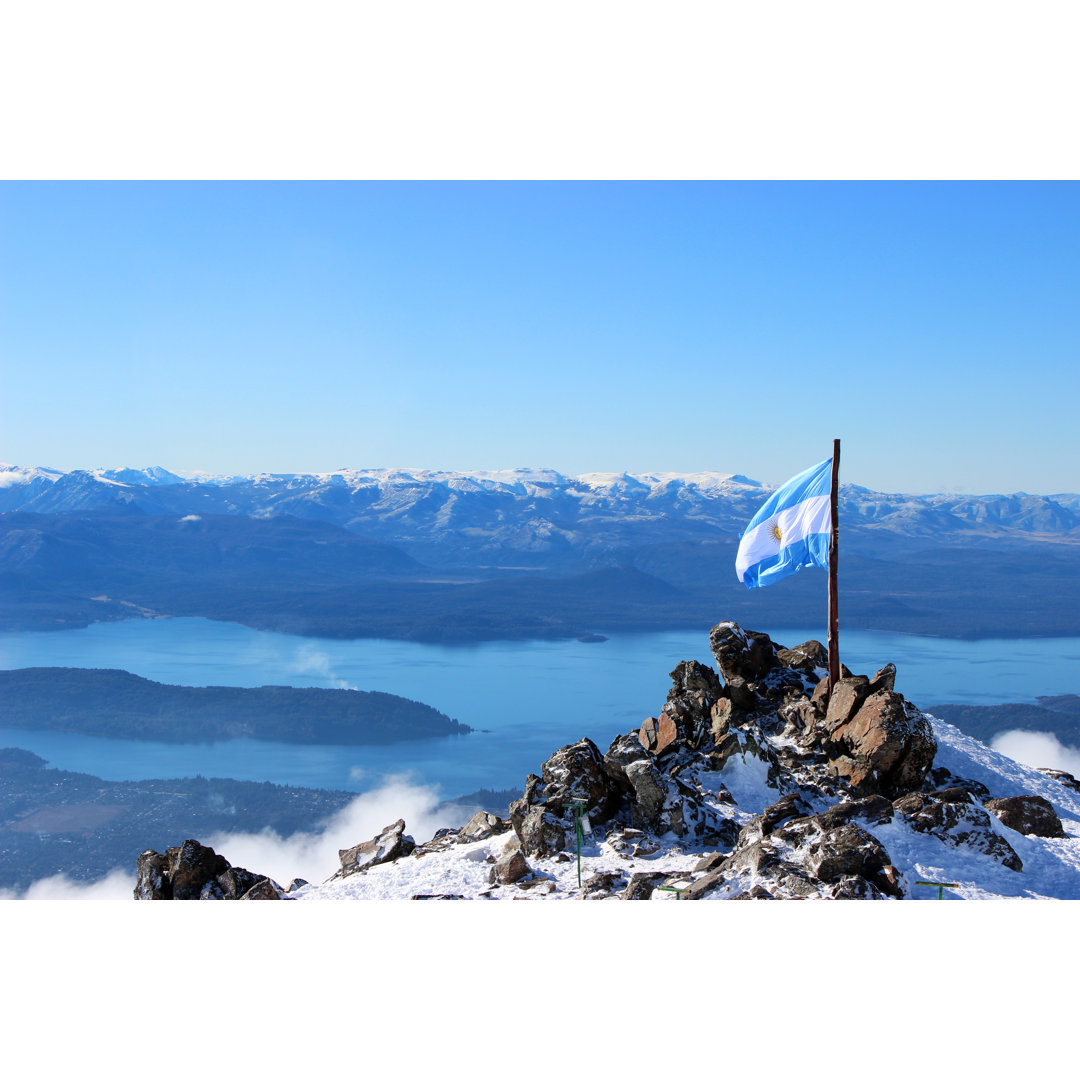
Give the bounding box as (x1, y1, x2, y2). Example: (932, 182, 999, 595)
(820, 689, 937, 798)
(336, 819, 416, 878)
(983, 796, 1066, 838)
(133, 838, 284, 900)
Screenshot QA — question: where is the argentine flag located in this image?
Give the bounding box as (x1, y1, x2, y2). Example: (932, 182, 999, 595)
(736, 458, 833, 589)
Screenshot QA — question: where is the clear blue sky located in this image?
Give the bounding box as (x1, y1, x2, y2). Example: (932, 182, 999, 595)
(1, 181, 1077, 493)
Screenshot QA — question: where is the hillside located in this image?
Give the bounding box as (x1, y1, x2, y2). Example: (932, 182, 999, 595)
(133, 622, 1080, 900)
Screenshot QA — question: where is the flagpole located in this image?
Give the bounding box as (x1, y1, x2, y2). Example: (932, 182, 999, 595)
(828, 438, 841, 692)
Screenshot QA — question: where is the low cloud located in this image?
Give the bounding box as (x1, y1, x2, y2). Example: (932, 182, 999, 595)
(179, 514, 202, 522)
(291, 642, 357, 690)
(2, 779, 470, 901)
(991, 730, 1080, 777)
(204, 776, 470, 887)
(0, 866, 135, 901)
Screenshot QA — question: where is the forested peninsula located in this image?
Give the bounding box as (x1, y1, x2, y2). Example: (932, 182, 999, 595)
(0, 668, 470, 745)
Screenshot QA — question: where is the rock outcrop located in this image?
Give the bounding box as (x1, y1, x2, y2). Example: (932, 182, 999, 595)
(983, 795, 1066, 838)
(334, 819, 416, 879)
(134, 839, 286, 900)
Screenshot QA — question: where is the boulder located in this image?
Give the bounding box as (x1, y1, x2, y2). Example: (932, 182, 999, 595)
(736, 793, 814, 846)
(1036, 769, 1080, 795)
(623, 759, 668, 826)
(823, 690, 937, 798)
(603, 731, 652, 787)
(869, 663, 896, 694)
(218, 865, 263, 900)
(489, 849, 530, 885)
(336, 819, 416, 878)
(668, 659, 723, 699)
(799, 823, 895, 893)
(168, 839, 230, 900)
(927, 768, 990, 800)
(709, 697, 736, 740)
(893, 792, 1023, 871)
(133, 839, 275, 901)
(815, 795, 894, 830)
(459, 811, 510, 842)
(823, 676, 871, 730)
(983, 796, 1066, 838)
(134, 850, 172, 900)
(710, 622, 777, 686)
(825, 875, 888, 900)
(516, 805, 569, 857)
(540, 738, 613, 814)
(239, 878, 286, 900)
(776, 639, 829, 674)
(510, 738, 623, 857)
(582, 871, 623, 897)
(639, 714, 678, 755)
(623, 872, 667, 900)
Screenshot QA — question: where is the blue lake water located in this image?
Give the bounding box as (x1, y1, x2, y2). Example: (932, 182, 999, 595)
(1, 618, 1078, 797)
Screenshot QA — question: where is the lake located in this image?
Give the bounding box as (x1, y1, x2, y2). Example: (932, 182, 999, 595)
(2, 618, 1078, 797)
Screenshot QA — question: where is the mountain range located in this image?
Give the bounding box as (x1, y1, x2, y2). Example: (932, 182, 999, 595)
(4, 464, 1079, 564)
(3, 463, 1079, 641)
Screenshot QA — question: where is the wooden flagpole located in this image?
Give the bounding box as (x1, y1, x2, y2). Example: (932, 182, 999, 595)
(828, 438, 841, 692)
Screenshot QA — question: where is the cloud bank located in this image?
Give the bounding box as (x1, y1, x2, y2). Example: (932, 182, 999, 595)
(0, 866, 135, 901)
(991, 729, 1080, 777)
(205, 776, 470, 887)
(3, 779, 467, 900)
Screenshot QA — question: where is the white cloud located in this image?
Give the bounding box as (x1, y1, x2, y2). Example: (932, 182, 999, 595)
(179, 513, 202, 522)
(0, 866, 135, 901)
(991, 730, 1080, 777)
(204, 776, 470, 887)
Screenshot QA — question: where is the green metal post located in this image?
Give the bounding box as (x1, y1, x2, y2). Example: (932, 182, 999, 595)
(915, 880, 960, 900)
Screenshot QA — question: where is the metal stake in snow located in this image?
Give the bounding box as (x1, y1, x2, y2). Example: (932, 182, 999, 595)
(567, 798, 588, 888)
(658, 884, 690, 899)
(915, 880, 959, 900)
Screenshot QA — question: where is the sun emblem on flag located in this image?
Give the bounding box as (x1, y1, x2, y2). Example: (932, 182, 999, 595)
(771, 523, 783, 543)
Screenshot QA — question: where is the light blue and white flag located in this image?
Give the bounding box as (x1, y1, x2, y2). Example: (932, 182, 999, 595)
(736, 457, 832, 589)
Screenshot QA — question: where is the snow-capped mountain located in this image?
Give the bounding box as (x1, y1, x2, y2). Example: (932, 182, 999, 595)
(4, 464, 1078, 567)
(133, 622, 1080, 901)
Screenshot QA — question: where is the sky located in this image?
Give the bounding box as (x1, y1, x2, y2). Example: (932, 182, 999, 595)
(2, 4, 1078, 1063)
(2, 180, 1077, 494)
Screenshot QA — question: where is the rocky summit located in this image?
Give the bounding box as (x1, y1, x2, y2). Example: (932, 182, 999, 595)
(134, 621, 1080, 900)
